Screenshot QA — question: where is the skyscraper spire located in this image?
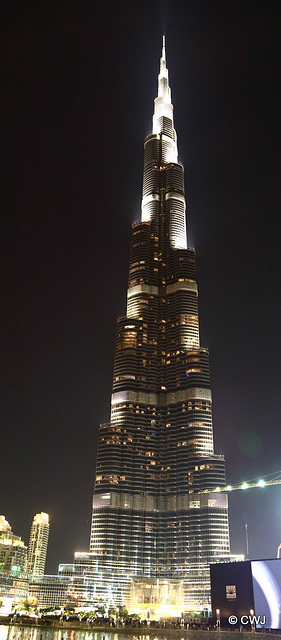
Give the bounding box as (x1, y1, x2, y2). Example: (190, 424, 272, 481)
(162, 34, 166, 61)
(159, 34, 167, 78)
(152, 38, 177, 166)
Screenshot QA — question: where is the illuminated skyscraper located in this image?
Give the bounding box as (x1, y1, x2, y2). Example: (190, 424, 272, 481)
(0, 516, 27, 575)
(27, 512, 49, 576)
(90, 39, 230, 612)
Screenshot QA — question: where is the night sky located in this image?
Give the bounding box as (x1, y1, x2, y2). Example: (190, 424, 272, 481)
(1, 1, 281, 573)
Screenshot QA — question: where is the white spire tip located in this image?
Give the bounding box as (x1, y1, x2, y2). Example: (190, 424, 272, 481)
(162, 35, 166, 61)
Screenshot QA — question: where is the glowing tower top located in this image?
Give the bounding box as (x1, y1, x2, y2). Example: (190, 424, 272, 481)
(152, 35, 178, 163)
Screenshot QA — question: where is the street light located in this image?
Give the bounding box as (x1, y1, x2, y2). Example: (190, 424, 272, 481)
(147, 608, 150, 627)
(216, 608, 221, 631)
(250, 609, 255, 632)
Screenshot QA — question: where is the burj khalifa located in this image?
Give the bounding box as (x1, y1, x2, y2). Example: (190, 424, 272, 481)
(90, 38, 230, 612)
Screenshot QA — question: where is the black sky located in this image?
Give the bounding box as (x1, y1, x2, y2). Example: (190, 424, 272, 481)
(1, 0, 281, 573)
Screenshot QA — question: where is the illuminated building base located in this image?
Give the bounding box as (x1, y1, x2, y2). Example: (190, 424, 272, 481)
(128, 578, 184, 619)
(28, 552, 244, 613)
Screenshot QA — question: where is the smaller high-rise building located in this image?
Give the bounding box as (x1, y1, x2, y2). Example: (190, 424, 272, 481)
(27, 512, 49, 575)
(0, 516, 29, 614)
(0, 515, 27, 576)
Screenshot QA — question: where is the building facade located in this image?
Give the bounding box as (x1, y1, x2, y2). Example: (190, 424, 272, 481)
(0, 516, 29, 614)
(90, 39, 230, 613)
(27, 513, 49, 576)
(0, 516, 27, 576)
(28, 574, 70, 609)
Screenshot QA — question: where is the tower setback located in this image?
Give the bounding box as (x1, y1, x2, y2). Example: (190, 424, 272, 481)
(90, 39, 230, 612)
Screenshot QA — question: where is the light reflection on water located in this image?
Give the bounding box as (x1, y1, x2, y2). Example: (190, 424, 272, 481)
(0, 629, 189, 640)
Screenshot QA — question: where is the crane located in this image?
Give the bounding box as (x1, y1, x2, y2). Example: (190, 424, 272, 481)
(199, 470, 281, 559)
(200, 470, 281, 493)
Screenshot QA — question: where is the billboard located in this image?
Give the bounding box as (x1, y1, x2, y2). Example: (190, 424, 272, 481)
(211, 558, 281, 630)
(252, 559, 281, 629)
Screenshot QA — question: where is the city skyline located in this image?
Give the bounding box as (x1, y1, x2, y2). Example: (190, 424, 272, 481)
(1, 1, 281, 573)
